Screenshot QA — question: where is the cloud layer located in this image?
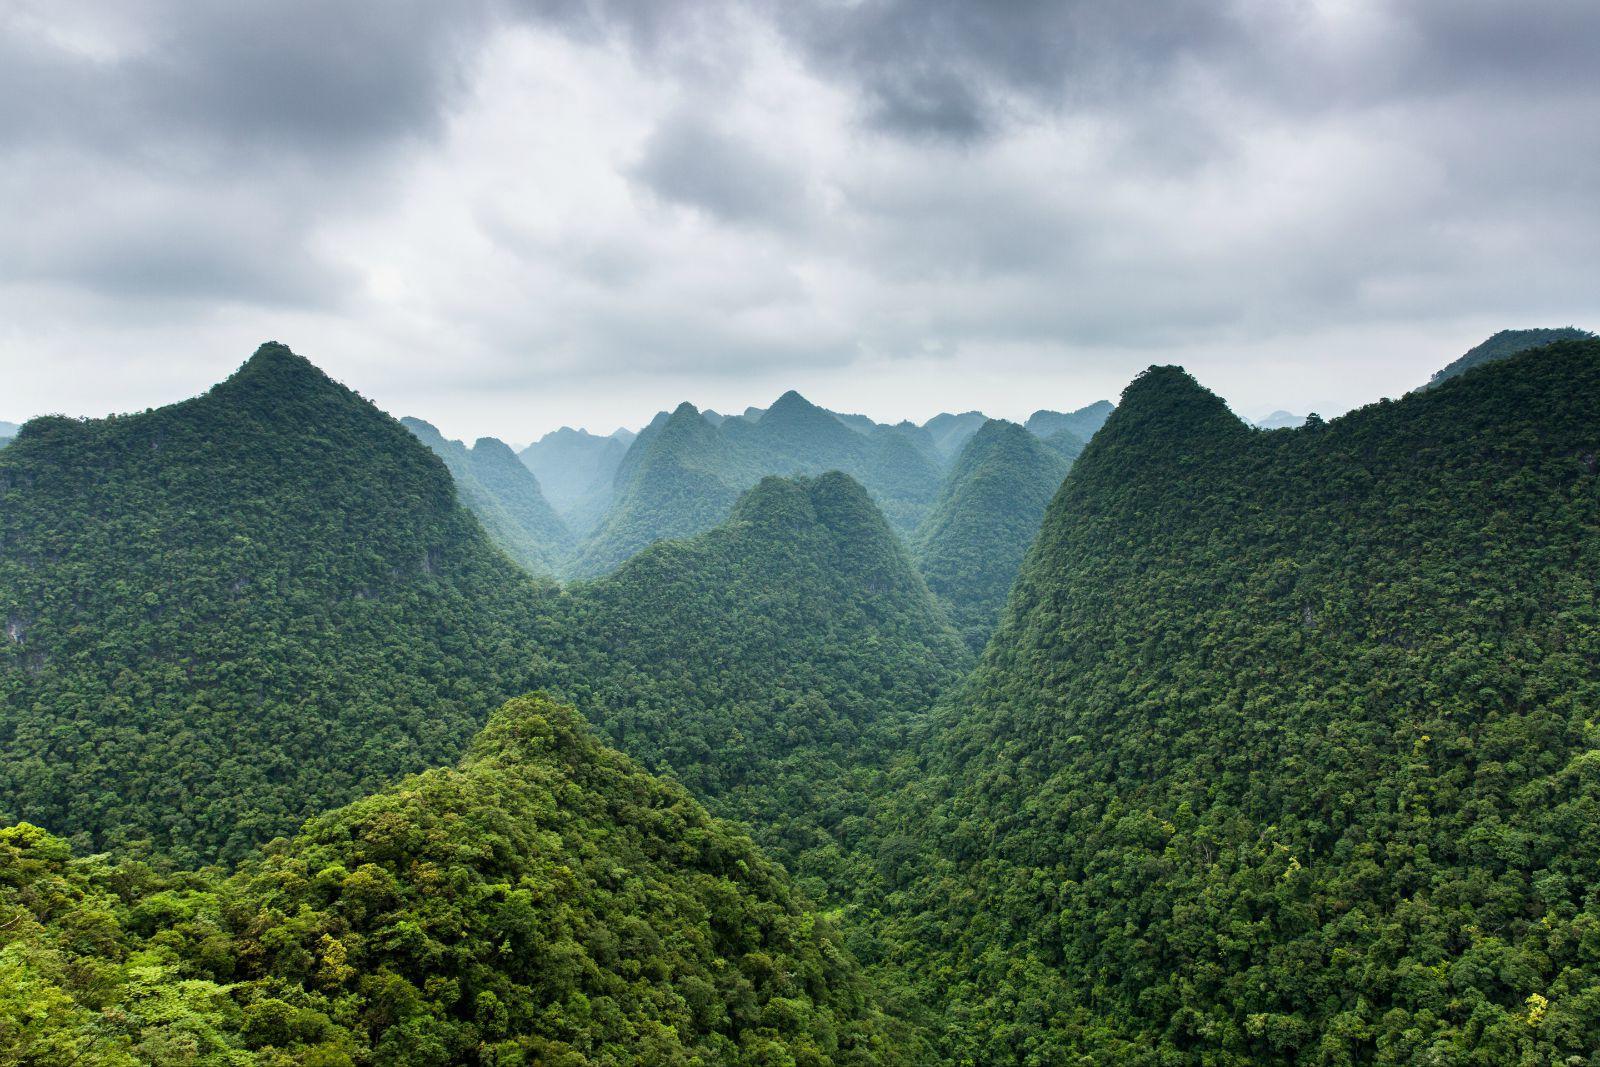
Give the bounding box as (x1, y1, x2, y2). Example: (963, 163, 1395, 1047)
(3, 0, 1596, 436)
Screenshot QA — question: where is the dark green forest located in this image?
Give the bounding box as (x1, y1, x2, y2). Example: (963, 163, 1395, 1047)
(4, 337, 1600, 1064)
(870, 339, 1600, 1062)
(0, 346, 559, 865)
(1, 696, 916, 1064)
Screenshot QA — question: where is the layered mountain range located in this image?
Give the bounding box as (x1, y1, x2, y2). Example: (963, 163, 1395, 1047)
(3, 331, 1596, 1063)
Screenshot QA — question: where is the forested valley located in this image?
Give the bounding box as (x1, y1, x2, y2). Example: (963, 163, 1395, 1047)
(3, 335, 1598, 1064)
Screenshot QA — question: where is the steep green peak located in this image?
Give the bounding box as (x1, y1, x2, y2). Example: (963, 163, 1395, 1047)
(653, 401, 715, 445)
(727, 469, 885, 539)
(727, 472, 815, 526)
(226, 341, 327, 392)
(207, 342, 372, 428)
(1097, 365, 1245, 445)
(967, 416, 1029, 448)
(761, 389, 828, 422)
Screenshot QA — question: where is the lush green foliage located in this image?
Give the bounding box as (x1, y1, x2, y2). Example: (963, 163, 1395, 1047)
(401, 418, 573, 576)
(574, 392, 944, 576)
(517, 428, 628, 537)
(575, 403, 751, 577)
(913, 420, 1069, 651)
(0, 696, 919, 1064)
(10, 336, 1600, 1064)
(554, 473, 970, 900)
(1427, 326, 1593, 388)
(875, 340, 1600, 1062)
(0, 346, 966, 897)
(0, 345, 562, 865)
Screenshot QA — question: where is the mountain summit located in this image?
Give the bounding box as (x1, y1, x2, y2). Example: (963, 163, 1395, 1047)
(0, 344, 551, 862)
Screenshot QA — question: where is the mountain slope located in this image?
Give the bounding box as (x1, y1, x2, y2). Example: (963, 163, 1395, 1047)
(912, 420, 1070, 651)
(519, 426, 629, 535)
(402, 417, 573, 575)
(0, 344, 552, 864)
(888, 340, 1600, 1062)
(1, 696, 919, 1063)
(1426, 326, 1593, 388)
(558, 472, 971, 898)
(1023, 399, 1114, 442)
(574, 402, 752, 576)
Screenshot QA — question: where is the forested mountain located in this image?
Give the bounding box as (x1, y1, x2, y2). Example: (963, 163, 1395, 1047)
(1425, 326, 1593, 388)
(912, 420, 1070, 651)
(878, 338, 1600, 1062)
(402, 417, 573, 576)
(2, 696, 917, 1063)
(573, 391, 943, 576)
(0, 420, 16, 449)
(518, 426, 629, 535)
(555, 472, 970, 898)
(574, 402, 751, 576)
(1023, 399, 1114, 442)
(921, 411, 989, 460)
(0, 345, 556, 863)
(0, 345, 966, 888)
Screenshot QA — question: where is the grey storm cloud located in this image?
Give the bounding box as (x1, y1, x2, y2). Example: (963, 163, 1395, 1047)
(629, 112, 810, 227)
(1, 0, 1597, 436)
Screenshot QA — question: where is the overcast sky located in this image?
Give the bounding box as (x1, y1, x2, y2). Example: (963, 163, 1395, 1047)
(4, 0, 1597, 441)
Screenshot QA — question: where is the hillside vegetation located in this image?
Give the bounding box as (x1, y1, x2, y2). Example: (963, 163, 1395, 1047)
(0, 345, 555, 864)
(1, 696, 917, 1064)
(878, 338, 1600, 1062)
(913, 420, 1070, 651)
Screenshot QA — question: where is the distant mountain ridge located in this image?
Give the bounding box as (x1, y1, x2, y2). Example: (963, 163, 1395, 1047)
(517, 426, 629, 536)
(1255, 409, 1306, 429)
(557, 392, 1115, 576)
(1024, 399, 1115, 441)
(571, 391, 947, 576)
